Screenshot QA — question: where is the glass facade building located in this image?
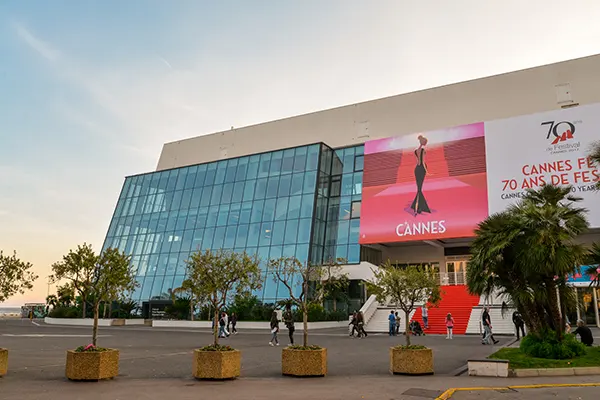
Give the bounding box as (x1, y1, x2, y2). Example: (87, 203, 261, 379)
(102, 142, 372, 304)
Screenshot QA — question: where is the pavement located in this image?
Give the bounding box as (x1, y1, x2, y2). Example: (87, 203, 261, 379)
(0, 319, 599, 399)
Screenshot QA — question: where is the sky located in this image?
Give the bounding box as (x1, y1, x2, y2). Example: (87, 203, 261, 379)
(1, 0, 600, 305)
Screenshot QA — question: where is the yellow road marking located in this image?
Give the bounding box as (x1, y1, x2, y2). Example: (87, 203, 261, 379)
(436, 382, 600, 399)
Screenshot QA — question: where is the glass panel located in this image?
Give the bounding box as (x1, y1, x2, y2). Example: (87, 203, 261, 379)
(349, 219, 360, 245)
(239, 201, 252, 224)
(353, 174, 363, 195)
(278, 174, 291, 197)
(295, 244, 309, 263)
(262, 198, 277, 222)
(259, 222, 272, 247)
(247, 155, 260, 179)
(293, 147, 307, 172)
(172, 275, 185, 291)
(336, 245, 348, 261)
(235, 157, 249, 181)
(266, 176, 279, 198)
(191, 229, 203, 253)
(212, 226, 227, 249)
(284, 219, 298, 244)
(351, 201, 361, 219)
(202, 228, 215, 250)
(271, 221, 286, 246)
(196, 207, 208, 228)
(190, 187, 203, 209)
(300, 194, 314, 218)
(250, 200, 264, 223)
(281, 148, 295, 174)
(348, 244, 360, 263)
(303, 171, 317, 194)
(258, 153, 272, 178)
(221, 183, 234, 204)
(307, 145, 320, 170)
(255, 178, 268, 200)
(224, 225, 237, 249)
(166, 170, 178, 191)
(200, 186, 212, 207)
(270, 151, 283, 175)
(274, 197, 289, 221)
(243, 179, 256, 201)
(225, 158, 238, 183)
(214, 161, 227, 185)
(211, 185, 223, 204)
(228, 202, 241, 224)
(290, 173, 304, 196)
(231, 181, 244, 203)
(195, 164, 207, 188)
(170, 190, 183, 211)
(354, 155, 364, 172)
(337, 220, 350, 245)
(235, 224, 249, 248)
(205, 164, 217, 186)
(287, 195, 301, 219)
(298, 218, 312, 244)
(217, 204, 229, 226)
(247, 223, 261, 247)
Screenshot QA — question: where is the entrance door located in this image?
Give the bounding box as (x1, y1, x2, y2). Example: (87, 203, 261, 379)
(445, 258, 469, 286)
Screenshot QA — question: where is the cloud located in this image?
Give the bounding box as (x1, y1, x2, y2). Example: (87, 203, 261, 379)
(13, 22, 60, 62)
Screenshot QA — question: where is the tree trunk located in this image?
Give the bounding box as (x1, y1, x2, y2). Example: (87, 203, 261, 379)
(82, 296, 87, 319)
(303, 306, 308, 347)
(404, 310, 411, 346)
(213, 308, 220, 346)
(92, 302, 100, 346)
(547, 282, 563, 340)
(190, 301, 194, 321)
(333, 298, 337, 312)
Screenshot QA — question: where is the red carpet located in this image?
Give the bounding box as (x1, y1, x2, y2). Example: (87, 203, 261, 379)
(411, 286, 480, 335)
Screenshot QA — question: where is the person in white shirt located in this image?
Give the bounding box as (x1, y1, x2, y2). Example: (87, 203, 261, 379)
(421, 305, 429, 329)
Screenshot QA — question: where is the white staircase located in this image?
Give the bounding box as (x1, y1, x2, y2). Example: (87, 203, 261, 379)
(465, 293, 517, 335)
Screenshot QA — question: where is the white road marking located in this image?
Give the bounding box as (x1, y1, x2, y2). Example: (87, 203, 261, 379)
(31, 321, 40, 326)
(2, 334, 112, 338)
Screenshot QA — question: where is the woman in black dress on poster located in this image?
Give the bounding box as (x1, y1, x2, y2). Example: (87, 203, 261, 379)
(410, 135, 431, 215)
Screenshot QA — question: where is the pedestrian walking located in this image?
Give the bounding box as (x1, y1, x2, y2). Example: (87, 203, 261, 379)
(357, 311, 368, 338)
(446, 313, 455, 339)
(269, 311, 280, 346)
(283, 304, 295, 345)
(421, 305, 429, 329)
(388, 311, 396, 336)
(231, 312, 238, 334)
(349, 312, 358, 337)
(395, 312, 400, 335)
(481, 307, 499, 345)
(218, 312, 229, 338)
(512, 310, 525, 339)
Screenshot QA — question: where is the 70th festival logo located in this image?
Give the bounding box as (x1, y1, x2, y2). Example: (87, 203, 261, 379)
(359, 123, 489, 244)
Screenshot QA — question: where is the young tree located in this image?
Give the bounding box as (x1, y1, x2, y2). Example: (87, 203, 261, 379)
(89, 247, 137, 346)
(51, 243, 97, 318)
(324, 275, 350, 312)
(269, 257, 346, 348)
(0, 251, 38, 303)
(368, 263, 442, 346)
(185, 249, 262, 346)
(56, 283, 75, 307)
(172, 278, 207, 321)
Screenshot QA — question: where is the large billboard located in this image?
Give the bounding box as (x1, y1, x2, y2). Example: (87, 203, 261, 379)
(360, 123, 489, 244)
(359, 103, 600, 244)
(485, 103, 600, 227)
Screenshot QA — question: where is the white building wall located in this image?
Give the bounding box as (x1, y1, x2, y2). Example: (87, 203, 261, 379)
(156, 54, 600, 171)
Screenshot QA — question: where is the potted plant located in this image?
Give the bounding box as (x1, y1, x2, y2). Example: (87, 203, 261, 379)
(270, 257, 346, 377)
(368, 262, 441, 375)
(55, 246, 136, 381)
(0, 251, 38, 377)
(186, 249, 261, 380)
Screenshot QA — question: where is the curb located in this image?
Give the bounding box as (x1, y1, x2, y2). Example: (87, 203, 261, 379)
(436, 382, 600, 399)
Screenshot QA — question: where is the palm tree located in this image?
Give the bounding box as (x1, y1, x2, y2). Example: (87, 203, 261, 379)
(584, 243, 600, 286)
(46, 294, 58, 309)
(467, 185, 588, 340)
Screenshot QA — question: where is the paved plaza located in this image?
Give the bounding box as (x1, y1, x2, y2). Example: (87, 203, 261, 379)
(1, 319, 599, 399)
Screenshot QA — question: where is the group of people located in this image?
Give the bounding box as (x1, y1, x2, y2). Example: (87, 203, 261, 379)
(268, 304, 296, 346)
(349, 311, 368, 338)
(214, 311, 238, 338)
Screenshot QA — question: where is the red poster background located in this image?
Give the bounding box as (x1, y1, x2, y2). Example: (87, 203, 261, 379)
(359, 123, 489, 244)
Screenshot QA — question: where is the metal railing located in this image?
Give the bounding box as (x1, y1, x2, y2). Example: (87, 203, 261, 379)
(436, 271, 467, 286)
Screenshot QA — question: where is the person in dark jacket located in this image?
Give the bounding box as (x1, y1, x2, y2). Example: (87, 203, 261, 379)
(357, 311, 368, 338)
(283, 304, 295, 345)
(230, 312, 238, 335)
(269, 311, 280, 346)
(349, 312, 358, 337)
(512, 310, 525, 339)
(573, 319, 594, 346)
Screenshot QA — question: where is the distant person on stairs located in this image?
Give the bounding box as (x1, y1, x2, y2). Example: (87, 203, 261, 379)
(421, 305, 429, 329)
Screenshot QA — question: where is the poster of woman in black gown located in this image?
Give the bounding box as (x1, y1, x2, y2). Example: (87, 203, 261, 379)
(410, 135, 431, 215)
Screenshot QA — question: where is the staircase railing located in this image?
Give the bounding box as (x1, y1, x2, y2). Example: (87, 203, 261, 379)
(359, 294, 379, 325)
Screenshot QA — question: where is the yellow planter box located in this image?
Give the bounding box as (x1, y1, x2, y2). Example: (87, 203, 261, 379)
(193, 349, 241, 380)
(65, 349, 119, 381)
(0, 348, 7, 377)
(390, 347, 434, 375)
(282, 347, 327, 377)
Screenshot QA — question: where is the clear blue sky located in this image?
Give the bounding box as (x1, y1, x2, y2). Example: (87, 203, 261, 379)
(1, 0, 600, 304)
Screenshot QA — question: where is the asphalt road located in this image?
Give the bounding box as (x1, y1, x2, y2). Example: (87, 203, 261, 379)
(0, 319, 509, 380)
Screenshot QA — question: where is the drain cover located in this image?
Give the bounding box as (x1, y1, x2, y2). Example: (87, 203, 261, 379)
(401, 388, 443, 398)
